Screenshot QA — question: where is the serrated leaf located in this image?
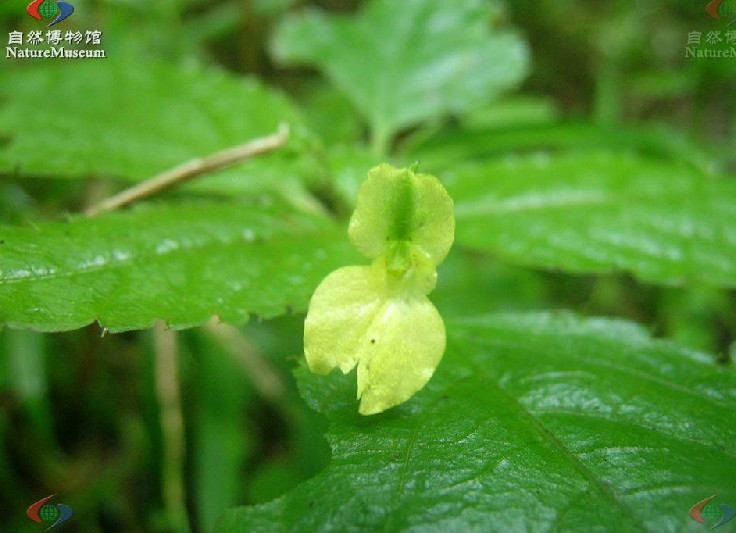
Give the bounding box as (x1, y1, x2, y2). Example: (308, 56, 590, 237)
(0, 59, 313, 197)
(448, 151, 736, 287)
(0, 202, 358, 332)
(272, 0, 529, 153)
(215, 312, 736, 533)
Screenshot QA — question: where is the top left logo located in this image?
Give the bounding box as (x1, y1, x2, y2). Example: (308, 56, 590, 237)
(26, 0, 74, 27)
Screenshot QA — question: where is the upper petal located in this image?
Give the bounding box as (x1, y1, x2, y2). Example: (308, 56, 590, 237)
(348, 164, 455, 266)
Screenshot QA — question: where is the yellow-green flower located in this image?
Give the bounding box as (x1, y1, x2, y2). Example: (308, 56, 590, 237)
(304, 164, 454, 415)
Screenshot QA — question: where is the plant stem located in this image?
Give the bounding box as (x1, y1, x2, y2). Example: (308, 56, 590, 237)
(593, 64, 621, 126)
(154, 322, 190, 533)
(371, 122, 391, 158)
(204, 318, 285, 405)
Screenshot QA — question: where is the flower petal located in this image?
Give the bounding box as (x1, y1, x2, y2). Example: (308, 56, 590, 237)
(305, 164, 453, 415)
(356, 295, 445, 415)
(349, 164, 454, 265)
(304, 264, 383, 375)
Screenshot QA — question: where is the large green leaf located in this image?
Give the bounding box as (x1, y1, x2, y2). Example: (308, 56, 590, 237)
(215, 312, 736, 533)
(272, 0, 529, 154)
(0, 202, 358, 332)
(404, 122, 721, 175)
(448, 151, 736, 287)
(0, 59, 315, 198)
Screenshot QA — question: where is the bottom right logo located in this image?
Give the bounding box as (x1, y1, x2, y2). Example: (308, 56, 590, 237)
(690, 496, 736, 530)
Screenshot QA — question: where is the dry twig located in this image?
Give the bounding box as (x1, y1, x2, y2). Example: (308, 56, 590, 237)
(85, 123, 289, 216)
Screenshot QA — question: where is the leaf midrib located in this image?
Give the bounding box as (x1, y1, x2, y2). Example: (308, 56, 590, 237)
(380, 374, 473, 533)
(448, 335, 650, 532)
(374, 336, 648, 532)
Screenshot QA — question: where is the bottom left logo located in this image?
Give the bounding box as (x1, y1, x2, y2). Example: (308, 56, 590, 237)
(26, 494, 73, 529)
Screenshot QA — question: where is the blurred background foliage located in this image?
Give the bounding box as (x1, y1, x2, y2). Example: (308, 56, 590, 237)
(0, 0, 734, 532)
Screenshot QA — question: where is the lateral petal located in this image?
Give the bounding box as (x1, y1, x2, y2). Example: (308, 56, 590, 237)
(356, 295, 445, 415)
(304, 265, 383, 375)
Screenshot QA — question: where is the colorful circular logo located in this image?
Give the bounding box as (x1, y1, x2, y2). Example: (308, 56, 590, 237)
(38, 0, 60, 19)
(706, 0, 736, 24)
(38, 504, 60, 522)
(26, 494, 73, 530)
(26, 0, 75, 27)
(690, 496, 736, 530)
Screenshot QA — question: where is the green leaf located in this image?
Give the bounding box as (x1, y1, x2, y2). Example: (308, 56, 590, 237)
(0, 202, 358, 332)
(459, 95, 559, 130)
(215, 312, 736, 533)
(299, 84, 365, 146)
(0, 59, 311, 197)
(320, 144, 382, 210)
(272, 0, 529, 154)
(449, 151, 736, 287)
(404, 122, 722, 175)
(432, 249, 551, 317)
